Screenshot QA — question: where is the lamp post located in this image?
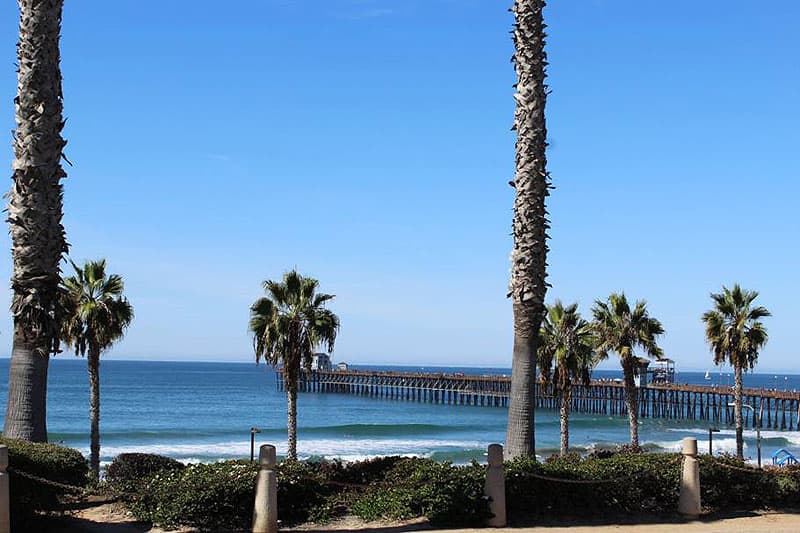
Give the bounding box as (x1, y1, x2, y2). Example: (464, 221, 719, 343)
(729, 403, 762, 468)
(708, 427, 720, 455)
(250, 427, 262, 462)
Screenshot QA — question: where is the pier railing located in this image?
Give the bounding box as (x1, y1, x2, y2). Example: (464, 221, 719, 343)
(274, 369, 800, 430)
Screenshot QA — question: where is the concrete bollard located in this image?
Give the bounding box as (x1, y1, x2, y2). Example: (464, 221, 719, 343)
(678, 437, 701, 518)
(252, 444, 277, 533)
(484, 443, 506, 527)
(0, 445, 8, 533)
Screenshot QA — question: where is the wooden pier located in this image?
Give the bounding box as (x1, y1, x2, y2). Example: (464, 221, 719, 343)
(275, 369, 800, 430)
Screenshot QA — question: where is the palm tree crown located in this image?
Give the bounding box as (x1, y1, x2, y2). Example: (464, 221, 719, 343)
(702, 284, 769, 371)
(61, 259, 133, 354)
(539, 301, 595, 393)
(592, 293, 663, 362)
(249, 271, 339, 374)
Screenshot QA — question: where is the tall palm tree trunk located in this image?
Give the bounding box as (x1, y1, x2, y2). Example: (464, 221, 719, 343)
(286, 386, 298, 461)
(88, 346, 101, 480)
(507, 328, 538, 458)
(734, 363, 744, 460)
(622, 358, 639, 446)
(4, 329, 49, 441)
(4, 0, 68, 441)
(505, 0, 551, 460)
(559, 386, 571, 456)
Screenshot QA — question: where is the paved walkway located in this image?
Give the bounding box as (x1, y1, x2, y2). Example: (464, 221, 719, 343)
(290, 512, 800, 533)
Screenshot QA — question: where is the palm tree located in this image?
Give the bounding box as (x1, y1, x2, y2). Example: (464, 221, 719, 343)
(701, 284, 769, 460)
(249, 270, 339, 461)
(538, 301, 596, 456)
(61, 259, 134, 480)
(505, 0, 552, 460)
(591, 293, 663, 447)
(4, 0, 69, 442)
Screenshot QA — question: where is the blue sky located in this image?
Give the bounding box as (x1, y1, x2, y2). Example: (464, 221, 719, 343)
(0, 1, 797, 371)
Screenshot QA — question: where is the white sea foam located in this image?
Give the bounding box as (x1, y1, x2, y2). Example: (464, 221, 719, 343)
(93, 438, 488, 462)
(666, 427, 800, 445)
(648, 438, 743, 455)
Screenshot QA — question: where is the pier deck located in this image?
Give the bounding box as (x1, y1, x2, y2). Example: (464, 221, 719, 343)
(275, 369, 800, 430)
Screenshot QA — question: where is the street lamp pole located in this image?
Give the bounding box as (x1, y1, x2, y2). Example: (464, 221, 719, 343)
(250, 427, 262, 462)
(708, 427, 720, 455)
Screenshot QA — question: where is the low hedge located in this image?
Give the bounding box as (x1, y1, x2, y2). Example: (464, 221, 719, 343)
(698, 454, 800, 511)
(0, 437, 89, 527)
(127, 456, 488, 530)
(106, 452, 185, 495)
(130, 461, 260, 531)
(506, 452, 682, 520)
(123, 452, 800, 531)
(128, 460, 337, 531)
(351, 457, 491, 527)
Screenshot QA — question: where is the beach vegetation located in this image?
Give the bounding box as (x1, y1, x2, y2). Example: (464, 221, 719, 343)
(701, 284, 770, 459)
(249, 270, 340, 461)
(121, 452, 800, 530)
(105, 452, 185, 495)
(506, 0, 552, 462)
(351, 457, 491, 527)
(537, 301, 597, 455)
(591, 293, 664, 446)
(507, 451, 681, 519)
(1, 437, 88, 527)
(3, 0, 69, 443)
(60, 259, 134, 480)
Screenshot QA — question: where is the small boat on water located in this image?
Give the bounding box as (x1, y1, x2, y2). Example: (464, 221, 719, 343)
(704, 370, 711, 380)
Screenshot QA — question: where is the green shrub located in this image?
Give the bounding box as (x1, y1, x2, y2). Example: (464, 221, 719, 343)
(106, 452, 185, 495)
(130, 461, 260, 531)
(506, 452, 681, 520)
(130, 460, 336, 530)
(772, 467, 800, 507)
(698, 454, 777, 510)
(0, 437, 89, 527)
(315, 455, 407, 486)
(353, 458, 491, 527)
(275, 460, 332, 524)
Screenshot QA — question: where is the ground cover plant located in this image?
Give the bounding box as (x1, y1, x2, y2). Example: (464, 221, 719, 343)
(118, 451, 800, 531)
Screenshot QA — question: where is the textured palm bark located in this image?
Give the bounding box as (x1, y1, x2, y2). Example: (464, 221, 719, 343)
(4, 0, 68, 441)
(506, 0, 550, 460)
(507, 325, 538, 458)
(622, 358, 639, 446)
(286, 386, 298, 461)
(4, 328, 49, 441)
(88, 346, 101, 480)
(559, 387, 570, 456)
(734, 364, 744, 459)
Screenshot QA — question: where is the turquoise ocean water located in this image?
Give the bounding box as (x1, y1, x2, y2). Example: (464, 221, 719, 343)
(0, 358, 798, 466)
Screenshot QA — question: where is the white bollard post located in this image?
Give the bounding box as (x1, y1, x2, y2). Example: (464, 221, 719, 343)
(484, 443, 506, 527)
(678, 437, 701, 518)
(0, 445, 9, 533)
(252, 444, 277, 533)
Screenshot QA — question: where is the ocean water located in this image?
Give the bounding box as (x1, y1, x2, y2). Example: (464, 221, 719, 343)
(0, 358, 798, 466)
